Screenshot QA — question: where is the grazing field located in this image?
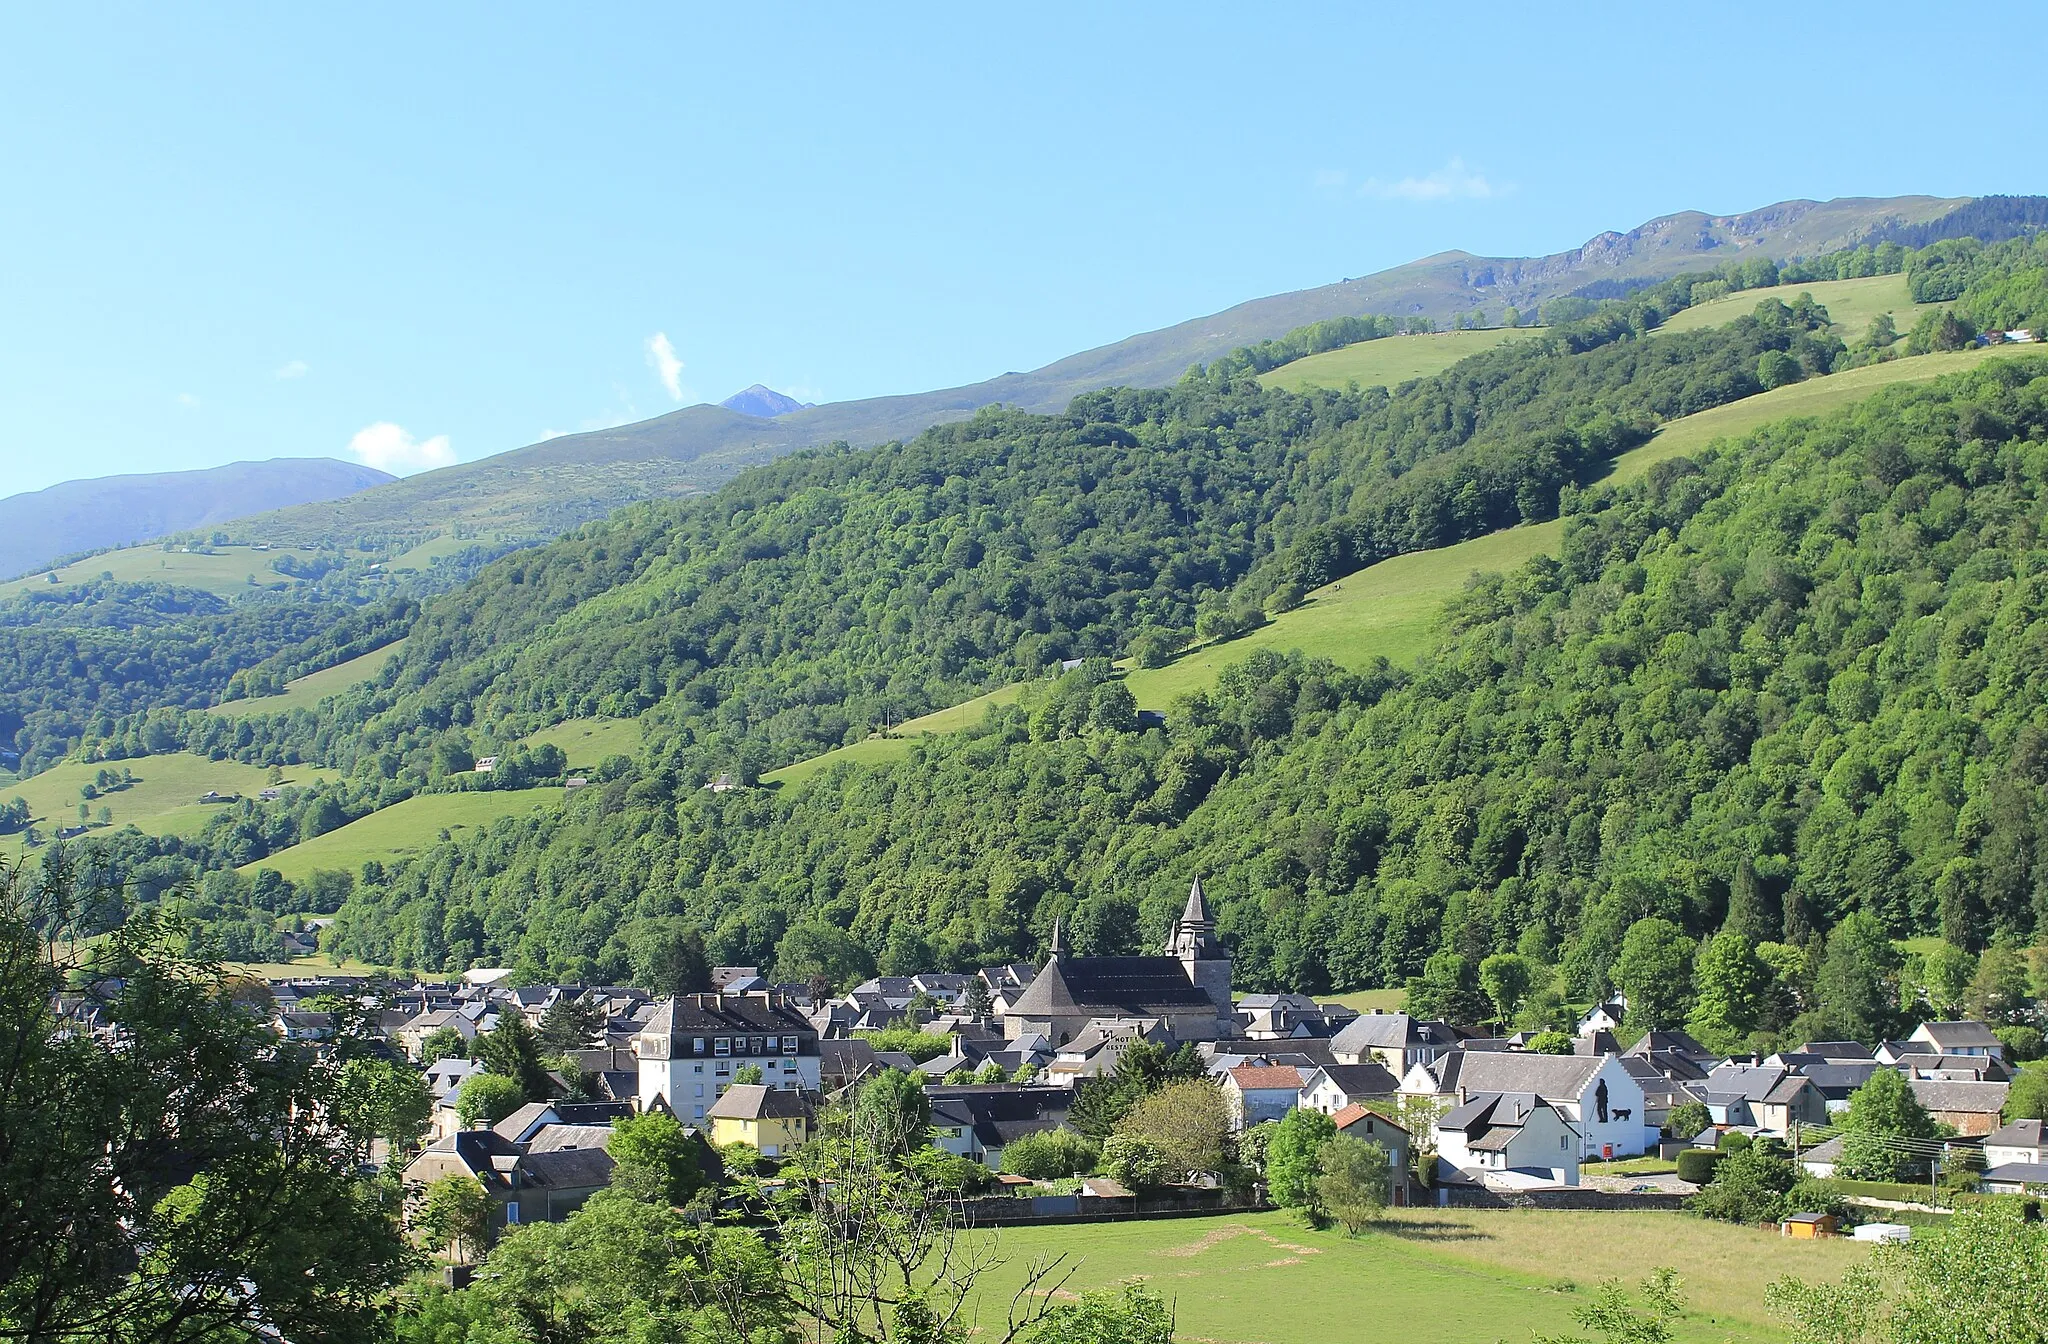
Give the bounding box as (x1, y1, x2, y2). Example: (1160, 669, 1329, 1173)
(0, 542, 329, 598)
(1652, 273, 1927, 339)
(520, 716, 646, 767)
(210, 640, 407, 718)
(761, 685, 1030, 788)
(240, 787, 561, 882)
(0, 754, 337, 857)
(1312, 988, 1406, 1014)
(961, 1209, 1863, 1344)
(1259, 327, 1540, 393)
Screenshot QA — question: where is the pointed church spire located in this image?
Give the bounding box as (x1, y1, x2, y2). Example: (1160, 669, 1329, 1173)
(1048, 915, 1067, 959)
(1182, 876, 1210, 927)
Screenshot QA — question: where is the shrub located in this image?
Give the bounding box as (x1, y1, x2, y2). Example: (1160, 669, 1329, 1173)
(1689, 1145, 1797, 1224)
(1675, 1149, 1725, 1186)
(1665, 1100, 1712, 1142)
(1000, 1129, 1099, 1181)
(1100, 1135, 1171, 1191)
(1526, 1031, 1574, 1055)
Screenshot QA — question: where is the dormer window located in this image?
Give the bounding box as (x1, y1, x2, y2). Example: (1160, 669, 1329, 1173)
(714, 1037, 731, 1056)
(693, 1037, 707, 1055)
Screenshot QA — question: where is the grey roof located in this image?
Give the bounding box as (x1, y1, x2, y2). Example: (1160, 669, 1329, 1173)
(1799, 1040, 1873, 1060)
(1798, 1135, 1847, 1165)
(1313, 1062, 1401, 1097)
(1796, 1062, 1881, 1097)
(1986, 1119, 2045, 1148)
(705, 1083, 812, 1121)
(1908, 1078, 2009, 1113)
(1983, 1162, 2048, 1187)
(1702, 1063, 1794, 1103)
(926, 1084, 1071, 1147)
(1454, 1051, 1606, 1102)
(1330, 1013, 1457, 1055)
(525, 1123, 616, 1153)
(1006, 955, 1214, 1019)
(1440, 1091, 1572, 1149)
(518, 1146, 615, 1189)
(639, 994, 817, 1041)
(1913, 1021, 2002, 1050)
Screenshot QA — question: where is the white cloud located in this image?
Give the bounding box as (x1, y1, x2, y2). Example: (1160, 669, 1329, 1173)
(346, 421, 455, 475)
(646, 331, 685, 401)
(175, 392, 201, 408)
(275, 359, 309, 380)
(1358, 157, 1506, 203)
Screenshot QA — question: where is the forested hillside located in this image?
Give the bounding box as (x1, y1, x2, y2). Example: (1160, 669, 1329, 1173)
(17, 230, 2048, 1006)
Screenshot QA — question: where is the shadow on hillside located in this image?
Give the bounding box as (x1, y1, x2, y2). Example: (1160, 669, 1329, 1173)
(1373, 1218, 1490, 1243)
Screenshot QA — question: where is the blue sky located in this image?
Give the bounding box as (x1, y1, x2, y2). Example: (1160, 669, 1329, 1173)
(2, 4, 2044, 495)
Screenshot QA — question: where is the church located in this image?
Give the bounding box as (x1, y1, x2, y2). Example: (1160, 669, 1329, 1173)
(1002, 878, 1234, 1044)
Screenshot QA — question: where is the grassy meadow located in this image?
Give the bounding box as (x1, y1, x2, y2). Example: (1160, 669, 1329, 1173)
(960, 1209, 1865, 1344)
(210, 640, 407, 718)
(1315, 987, 1407, 1014)
(1258, 327, 1539, 394)
(0, 542, 330, 598)
(1, 754, 337, 857)
(1652, 273, 1928, 340)
(519, 716, 646, 767)
(240, 787, 561, 883)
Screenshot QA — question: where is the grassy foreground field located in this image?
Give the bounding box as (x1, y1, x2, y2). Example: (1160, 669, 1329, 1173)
(210, 640, 407, 718)
(0, 542, 329, 599)
(1653, 273, 1927, 339)
(1, 754, 338, 857)
(961, 1209, 1863, 1344)
(241, 787, 560, 882)
(1258, 327, 1539, 394)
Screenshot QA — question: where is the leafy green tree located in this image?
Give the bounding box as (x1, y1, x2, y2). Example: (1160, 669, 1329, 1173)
(772, 920, 875, 991)
(1266, 1107, 1337, 1210)
(1114, 1080, 1231, 1182)
(1756, 350, 1803, 390)
(1686, 932, 1769, 1051)
(1527, 1030, 1575, 1055)
(733, 1063, 765, 1085)
(974, 1059, 1009, 1084)
(0, 863, 412, 1344)
(413, 1173, 494, 1263)
(1405, 950, 1488, 1025)
(1768, 1204, 2048, 1344)
(1614, 918, 1694, 1031)
(850, 1068, 930, 1156)
(1314, 1134, 1391, 1234)
(1665, 1100, 1712, 1142)
(537, 994, 603, 1053)
(417, 1023, 468, 1064)
(627, 916, 713, 998)
(478, 1012, 555, 1102)
(1022, 1283, 1174, 1344)
(1689, 1142, 1798, 1224)
(1099, 1135, 1171, 1191)
(1913, 941, 1976, 1018)
(1478, 952, 1534, 1026)
(999, 1129, 1099, 1181)
(2002, 1063, 2048, 1122)
(607, 1111, 708, 1207)
(1837, 1070, 1941, 1182)
(456, 1071, 527, 1130)
(1808, 912, 1902, 1044)
(337, 1056, 434, 1157)
(1967, 947, 2034, 1024)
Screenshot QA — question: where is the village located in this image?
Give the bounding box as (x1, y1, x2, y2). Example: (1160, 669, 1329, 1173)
(133, 878, 2042, 1250)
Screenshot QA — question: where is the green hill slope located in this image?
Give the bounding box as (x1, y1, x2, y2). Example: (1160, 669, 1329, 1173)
(1257, 327, 1541, 392)
(1653, 273, 1929, 338)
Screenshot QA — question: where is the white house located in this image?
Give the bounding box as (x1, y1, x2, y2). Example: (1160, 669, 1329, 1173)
(1907, 1021, 2004, 1063)
(1329, 1012, 1461, 1074)
(1435, 1051, 1652, 1158)
(1576, 998, 1628, 1036)
(1223, 1064, 1305, 1129)
(1299, 1062, 1401, 1116)
(1435, 1091, 1580, 1189)
(1984, 1119, 2045, 1169)
(634, 993, 822, 1122)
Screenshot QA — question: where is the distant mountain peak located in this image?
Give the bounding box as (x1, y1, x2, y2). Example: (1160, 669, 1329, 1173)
(719, 384, 811, 418)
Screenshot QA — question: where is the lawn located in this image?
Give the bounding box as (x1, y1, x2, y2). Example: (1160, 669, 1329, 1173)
(0, 754, 337, 857)
(209, 640, 407, 718)
(0, 542, 329, 598)
(1652, 273, 1928, 340)
(1259, 327, 1541, 394)
(240, 787, 561, 882)
(519, 716, 646, 768)
(960, 1209, 1865, 1344)
(1313, 988, 1406, 1014)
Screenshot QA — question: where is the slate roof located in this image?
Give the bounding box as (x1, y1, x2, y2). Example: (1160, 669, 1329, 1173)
(518, 1147, 615, 1189)
(1005, 955, 1215, 1018)
(926, 1084, 1071, 1147)
(1624, 1029, 1713, 1060)
(1908, 1078, 2009, 1114)
(1986, 1119, 2045, 1148)
(525, 1123, 616, 1153)
(705, 1083, 812, 1121)
(1441, 1091, 1571, 1150)
(1800, 1040, 1873, 1060)
(1311, 1062, 1401, 1098)
(1912, 1020, 2002, 1050)
(1453, 1052, 1606, 1102)
(1984, 1161, 2048, 1187)
(638, 994, 817, 1041)
(1700, 1063, 1794, 1103)
(1330, 1013, 1454, 1055)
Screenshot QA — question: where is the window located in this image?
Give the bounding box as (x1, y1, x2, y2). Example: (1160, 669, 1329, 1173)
(692, 1037, 706, 1055)
(716, 1061, 731, 1075)
(694, 1084, 703, 1097)
(1560, 1136, 1568, 1151)
(782, 1035, 799, 1054)
(714, 1037, 731, 1056)
(692, 1063, 703, 1074)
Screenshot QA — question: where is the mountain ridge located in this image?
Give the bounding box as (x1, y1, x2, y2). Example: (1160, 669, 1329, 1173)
(0, 457, 394, 580)
(216, 193, 1985, 549)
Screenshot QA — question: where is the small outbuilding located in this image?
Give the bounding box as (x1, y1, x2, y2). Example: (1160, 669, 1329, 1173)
(1781, 1212, 1839, 1239)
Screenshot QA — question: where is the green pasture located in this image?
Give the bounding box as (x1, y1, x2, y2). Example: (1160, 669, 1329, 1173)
(961, 1209, 1865, 1344)
(1, 542, 329, 599)
(240, 787, 561, 883)
(519, 716, 646, 767)
(1652, 273, 1927, 340)
(1258, 327, 1540, 393)
(210, 640, 407, 718)
(1, 754, 337, 857)
(1316, 988, 1407, 1015)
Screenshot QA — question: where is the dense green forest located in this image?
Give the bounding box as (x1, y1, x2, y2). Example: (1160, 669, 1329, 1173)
(290, 359, 2048, 1049)
(16, 232, 2048, 1014)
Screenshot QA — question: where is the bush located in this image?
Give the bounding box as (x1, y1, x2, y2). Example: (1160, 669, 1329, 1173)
(1525, 1031, 1574, 1055)
(1690, 1145, 1797, 1224)
(1000, 1129, 1099, 1181)
(1100, 1135, 1171, 1191)
(1784, 1177, 1849, 1222)
(1665, 1101, 1712, 1142)
(1675, 1149, 1726, 1186)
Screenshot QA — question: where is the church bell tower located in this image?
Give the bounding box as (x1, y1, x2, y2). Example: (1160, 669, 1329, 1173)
(1166, 876, 1232, 1014)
